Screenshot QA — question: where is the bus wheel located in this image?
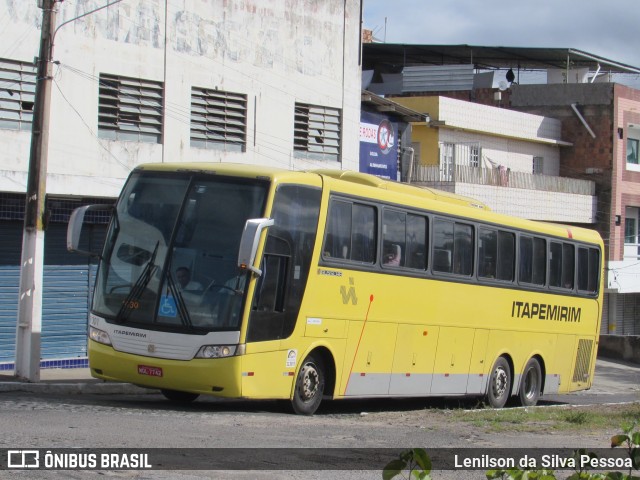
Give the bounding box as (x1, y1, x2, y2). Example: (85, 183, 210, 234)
(292, 353, 325, 415)
(518, 358, 542, 407)
(161, 389, 200, 403)
(485, 357, 511, 408)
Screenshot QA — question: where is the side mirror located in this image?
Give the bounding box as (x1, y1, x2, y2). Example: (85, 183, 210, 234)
(67, 204, 113, 255)
(238, 218, 274, 276)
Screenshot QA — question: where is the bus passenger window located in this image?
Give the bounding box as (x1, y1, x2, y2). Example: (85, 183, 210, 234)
(497, 231, 515, 281)
(382, 209, 406, 268)
(453, 223, 473, 276)
(406, 214, 427, 270)
(324, 200, 352, 259)
(549, 242, 562, 287)
(433, 219, 453, 273)
(351, 204, 376, 263)
(550, 242, 574, 289)
(562, 243, 575, 289)
(479, 228, 497, 279)
(323, 199, 376, 264)
(578, 247, 600, 293)
(433, 219, 473, 275)
(519, 236, 546, 286)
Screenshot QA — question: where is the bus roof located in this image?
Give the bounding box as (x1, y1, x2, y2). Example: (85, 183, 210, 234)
(312, 169, 490, 210)
(133, 163, 602, 247)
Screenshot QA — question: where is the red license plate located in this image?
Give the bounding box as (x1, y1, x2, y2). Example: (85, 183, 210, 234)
(138, 365, 163, 377)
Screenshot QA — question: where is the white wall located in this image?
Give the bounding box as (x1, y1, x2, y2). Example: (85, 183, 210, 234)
(0, 0, 362, 198)
(439, 129, 561, 175)
(437, 96, 562, 175)
(457, 184, 596, 223)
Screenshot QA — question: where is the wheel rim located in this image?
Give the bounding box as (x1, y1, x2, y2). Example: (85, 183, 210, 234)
(522, 366, 538, 400)
(493, 366, 508, 398)
(300, 363, 319, 402)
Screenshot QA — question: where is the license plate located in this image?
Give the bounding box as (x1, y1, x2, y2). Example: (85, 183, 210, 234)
(138, 365, 163, 377)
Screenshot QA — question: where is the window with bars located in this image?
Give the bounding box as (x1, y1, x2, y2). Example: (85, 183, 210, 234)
(98, 73, 163, 143)
(533, 156, 544, 174)
(293, 102, 341, 161)
(0, 58, 36, 131)
(190, 87, 247, 151)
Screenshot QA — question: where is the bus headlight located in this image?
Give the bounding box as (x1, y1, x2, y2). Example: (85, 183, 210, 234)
(89, 326, 112, 346)
(195, 345, 237, 359)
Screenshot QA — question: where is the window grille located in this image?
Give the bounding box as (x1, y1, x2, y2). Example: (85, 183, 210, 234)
(190, 87, 247, 151)
(0, 58, 36, 131)
(294, 103, 341, 161)
(533, 156, 544, 174)
(98, 73, 163, 143)
(470, 145, 480, 167)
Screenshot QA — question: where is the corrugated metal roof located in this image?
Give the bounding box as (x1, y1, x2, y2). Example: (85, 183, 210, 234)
(363, 44, 640, 74)
(361, 90, 429, 122)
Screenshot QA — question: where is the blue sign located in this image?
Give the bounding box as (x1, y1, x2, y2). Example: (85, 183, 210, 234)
(158, 295, 177, 317)
(359, 111, 399, 179)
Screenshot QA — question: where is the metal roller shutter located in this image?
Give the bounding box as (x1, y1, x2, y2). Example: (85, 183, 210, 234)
(600, 293, 609, 336)
(621, 293, 640, 335)
(0, 221, 22, 366)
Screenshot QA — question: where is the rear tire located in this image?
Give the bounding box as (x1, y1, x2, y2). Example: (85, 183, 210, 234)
(518, 358, 542, 407)
(485, 357, 511, 408)
(161, 389, 200, 403)
(291, 353, 325, 415)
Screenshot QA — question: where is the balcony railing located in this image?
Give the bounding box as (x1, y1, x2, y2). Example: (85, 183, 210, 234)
(408, 165, 595, 196)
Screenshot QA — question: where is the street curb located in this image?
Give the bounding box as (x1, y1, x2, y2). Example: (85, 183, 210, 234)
(0, 381, 158, 395)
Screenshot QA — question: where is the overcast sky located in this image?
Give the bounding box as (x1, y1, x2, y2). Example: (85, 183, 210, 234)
(362, 0, 640, 70)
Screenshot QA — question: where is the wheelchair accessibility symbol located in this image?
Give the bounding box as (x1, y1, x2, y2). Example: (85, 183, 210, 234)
(159, 295, 177, 317)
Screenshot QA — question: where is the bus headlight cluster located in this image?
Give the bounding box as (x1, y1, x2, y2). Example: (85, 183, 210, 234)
(89, 326, 112, 346)
(195, 345, 237, 359)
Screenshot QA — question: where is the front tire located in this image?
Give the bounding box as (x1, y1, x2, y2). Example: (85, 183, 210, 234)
(518, 358, 542, 407)
(292, 353, 325, 415)
(485, 357, 511, 408)
(161, 389, 200, 403)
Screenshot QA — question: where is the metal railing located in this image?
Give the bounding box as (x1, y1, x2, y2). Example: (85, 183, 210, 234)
(408, 165, 595, 196)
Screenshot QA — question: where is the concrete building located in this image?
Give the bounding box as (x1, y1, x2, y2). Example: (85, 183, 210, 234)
(390, 95, 596, 224)
(362, 43, 640, 336)
(0, 0, 362, 367)
(509, 83, 640, 335)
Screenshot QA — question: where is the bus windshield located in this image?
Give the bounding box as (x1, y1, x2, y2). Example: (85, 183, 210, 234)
(93, 171, 268, 332)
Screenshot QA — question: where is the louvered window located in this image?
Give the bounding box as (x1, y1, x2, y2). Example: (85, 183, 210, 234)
(98, 73, 163, 143)
(190, 87, 247, 151)
(0, 58, 36, 131)
(294, 103, 341, 161)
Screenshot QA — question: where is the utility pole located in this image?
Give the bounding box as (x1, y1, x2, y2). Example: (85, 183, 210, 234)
(15, 0, 58, 381)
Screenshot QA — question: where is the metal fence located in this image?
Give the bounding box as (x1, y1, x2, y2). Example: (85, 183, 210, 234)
(408, 165, 595, 196)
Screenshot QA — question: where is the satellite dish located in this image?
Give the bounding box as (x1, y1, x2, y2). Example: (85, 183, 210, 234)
(498, 81, 509, 91)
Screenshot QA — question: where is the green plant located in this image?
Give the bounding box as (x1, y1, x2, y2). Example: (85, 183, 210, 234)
(610, 420, 640, 478)
(383, 448, 432, 480)
(382, 419, 640, 480)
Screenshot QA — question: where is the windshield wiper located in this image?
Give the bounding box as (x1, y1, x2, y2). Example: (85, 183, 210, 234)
(165, 271, 193, 329)
(116, 241, 159, 323)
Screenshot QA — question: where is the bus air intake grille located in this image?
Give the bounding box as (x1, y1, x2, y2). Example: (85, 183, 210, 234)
(572, 338, 593, 383)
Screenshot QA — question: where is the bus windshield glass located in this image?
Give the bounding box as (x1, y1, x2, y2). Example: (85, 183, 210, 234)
(93, 171, 268, 332)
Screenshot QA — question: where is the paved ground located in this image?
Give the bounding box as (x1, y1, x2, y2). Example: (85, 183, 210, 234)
(1, 356, 638, 401)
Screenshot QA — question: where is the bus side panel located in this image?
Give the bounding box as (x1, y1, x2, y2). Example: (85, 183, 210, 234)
(242, 340, 293, 399)
(466, 329, 489, 394)
(389, 324, 439, 395)
(552, 334, 576, 394)
(431, 327, 474, 394)
(341, 321, 397, 396)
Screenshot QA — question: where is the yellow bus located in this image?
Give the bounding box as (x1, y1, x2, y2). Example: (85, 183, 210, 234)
(68, 163, 603, 415)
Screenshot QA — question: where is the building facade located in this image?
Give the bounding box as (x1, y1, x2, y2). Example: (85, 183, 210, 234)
(0, 0, 362, 367)
(391, 95, 596, 224)
(509, 83, 640, 335)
